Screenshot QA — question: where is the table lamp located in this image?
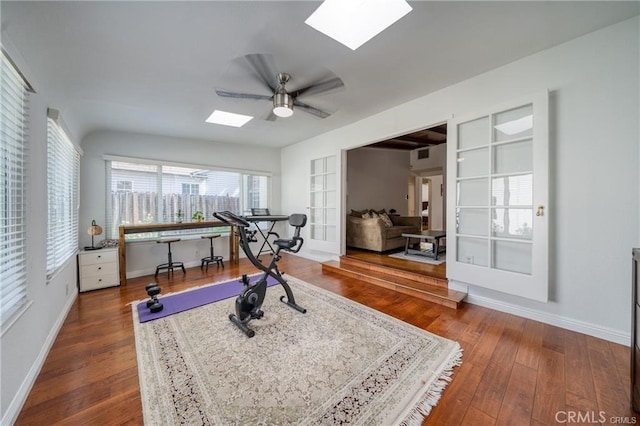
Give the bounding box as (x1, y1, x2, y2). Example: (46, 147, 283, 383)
(85, 220, 103, 250)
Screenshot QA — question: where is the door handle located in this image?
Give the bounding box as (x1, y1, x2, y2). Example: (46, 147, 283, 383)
(536, 205, 544, 217)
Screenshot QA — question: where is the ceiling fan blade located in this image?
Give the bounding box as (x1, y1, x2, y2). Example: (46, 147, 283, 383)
(244, 53, 279, 92)
(294, 76, 344, 98)
(215, 89, 272, 101)
(293, 99, 331, 119)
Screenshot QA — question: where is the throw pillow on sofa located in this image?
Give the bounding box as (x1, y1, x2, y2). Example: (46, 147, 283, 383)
(372, 209, 393, 228)
(351, 209, 367, 217)
(379, 212, 393, 227)
(349, 209, 393, 227)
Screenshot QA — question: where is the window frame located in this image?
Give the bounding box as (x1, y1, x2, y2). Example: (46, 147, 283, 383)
(181, 182, 199, 196)
(105, 156, 272, 240)
(117, 180, 132, 191)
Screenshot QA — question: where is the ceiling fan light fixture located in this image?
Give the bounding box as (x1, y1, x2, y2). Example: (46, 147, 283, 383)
(305, 0, 413, 50)
(273, 91, 294, 118)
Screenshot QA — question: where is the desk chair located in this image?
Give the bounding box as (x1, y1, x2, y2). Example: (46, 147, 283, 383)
(200, 234, 224, 270)
(155, 238, 186, 277)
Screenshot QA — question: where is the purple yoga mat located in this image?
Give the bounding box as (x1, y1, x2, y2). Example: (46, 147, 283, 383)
(137, 275, 280, 323)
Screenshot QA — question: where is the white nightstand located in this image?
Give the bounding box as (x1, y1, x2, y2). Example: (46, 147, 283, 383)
(78, 247, 120, 292)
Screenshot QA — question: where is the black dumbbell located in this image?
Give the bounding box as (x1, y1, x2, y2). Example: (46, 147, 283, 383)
(145, 283, 158, 307)
(145, 283, 163, 313)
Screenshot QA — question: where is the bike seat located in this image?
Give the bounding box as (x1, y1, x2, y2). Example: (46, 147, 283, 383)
(274, 238, 297, 250)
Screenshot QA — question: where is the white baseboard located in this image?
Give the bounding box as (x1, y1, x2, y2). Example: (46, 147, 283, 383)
(296, 249, 338, 263)
(465, 293, 630, 346)
(2, 289, 78, 426)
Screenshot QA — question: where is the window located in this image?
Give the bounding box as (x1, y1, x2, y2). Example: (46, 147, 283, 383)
(117, 180, 132, 191)
(106, 159, 270, 239)
(243, 174, 269, 214)
(182, 183, 199, 196)
(1, 51, 30, 324)
(46, 115, 80, 281)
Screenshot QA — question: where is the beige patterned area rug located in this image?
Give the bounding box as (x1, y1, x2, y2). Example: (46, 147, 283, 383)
(132, 276, 462, 425)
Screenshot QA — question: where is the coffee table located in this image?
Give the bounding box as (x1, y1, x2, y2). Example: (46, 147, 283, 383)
(402, 231, 446, 260)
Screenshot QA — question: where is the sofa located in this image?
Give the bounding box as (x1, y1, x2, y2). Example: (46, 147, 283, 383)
(346, 210, 421, 252)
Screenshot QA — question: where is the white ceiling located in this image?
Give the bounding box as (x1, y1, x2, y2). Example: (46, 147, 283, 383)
(2, 1, 638, 148)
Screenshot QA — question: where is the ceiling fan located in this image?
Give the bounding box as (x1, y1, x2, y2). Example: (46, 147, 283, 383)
(215, 53, 344, 120)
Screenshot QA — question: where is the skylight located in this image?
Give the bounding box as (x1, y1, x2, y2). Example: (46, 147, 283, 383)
(305, 0, 413, 51)
(205, 110, 253, 128)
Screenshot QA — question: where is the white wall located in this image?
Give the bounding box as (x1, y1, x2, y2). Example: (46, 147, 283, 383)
(281, 17, 640, 344)
(1, 54, 79, 424)
(80, 131, 282, 277)
(346, 148, 410, 215)
(411, 143, 447, 172)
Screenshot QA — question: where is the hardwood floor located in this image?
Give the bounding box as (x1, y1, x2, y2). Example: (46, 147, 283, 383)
(16, 254, 634, 425)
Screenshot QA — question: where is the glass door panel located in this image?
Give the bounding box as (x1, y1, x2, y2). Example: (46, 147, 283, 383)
(326, 173, 336, 191)
(491, 174, 533, 206)
(493, 104, 533, 141)
(457, 237, 488, 267)
(311, 191, 323, 207)
(458, 116, 490, 149)
(457, 148, 489, 178)
(457, 178, 488, 206)
(326, 190, 336, 208)
(311, 158, 323, 174)
(311, 175, 323, 191)
(457, 208, 489, 236)
(493, 240, 532, 274)
(493, 140, 533, 174)
(491, 208, 533, 239)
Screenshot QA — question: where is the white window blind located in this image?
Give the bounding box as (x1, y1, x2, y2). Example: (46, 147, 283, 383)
(46, 116, 80, 281)
(0, 52, 29, 323)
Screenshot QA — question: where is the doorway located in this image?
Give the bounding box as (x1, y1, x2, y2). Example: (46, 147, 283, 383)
(421, 178, 430, 230)
(343, 122, 447, 238)
(417, 173, 444, 231)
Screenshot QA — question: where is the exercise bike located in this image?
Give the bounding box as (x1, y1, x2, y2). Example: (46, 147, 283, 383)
(213, 211, 307, 337)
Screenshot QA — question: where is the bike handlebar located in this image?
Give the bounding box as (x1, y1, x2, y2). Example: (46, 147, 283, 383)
(213, 211, 250, 227)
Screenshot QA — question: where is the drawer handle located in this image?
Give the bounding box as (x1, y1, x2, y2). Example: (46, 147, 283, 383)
(98, 267, 102, 270)
(97, 255, 101, 258)
(98, 279, 102, 282)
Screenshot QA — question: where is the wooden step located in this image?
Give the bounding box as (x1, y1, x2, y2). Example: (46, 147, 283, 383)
(321, 259, 466, 309)
(339, 255, 449, 288)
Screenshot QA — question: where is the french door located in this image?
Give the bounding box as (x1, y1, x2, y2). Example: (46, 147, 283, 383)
(446, 92, 549, 302)
(307, 155, 337, 253)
